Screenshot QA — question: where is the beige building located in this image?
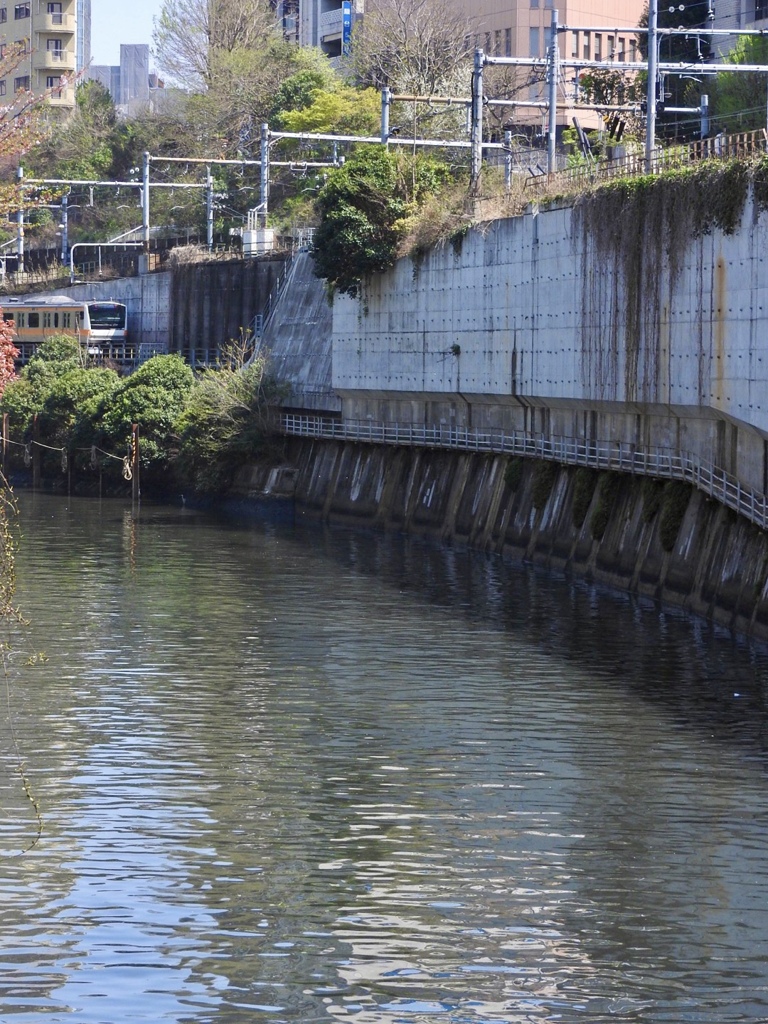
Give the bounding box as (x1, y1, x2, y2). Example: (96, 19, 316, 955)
(300, 0, 645, 63)
(1, 0, 91, 110)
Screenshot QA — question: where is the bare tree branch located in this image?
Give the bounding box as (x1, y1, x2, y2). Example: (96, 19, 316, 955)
(154, 0, 279, 90)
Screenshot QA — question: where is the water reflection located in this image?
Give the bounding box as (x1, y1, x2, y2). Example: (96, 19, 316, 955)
(0, 493, 767, 1022)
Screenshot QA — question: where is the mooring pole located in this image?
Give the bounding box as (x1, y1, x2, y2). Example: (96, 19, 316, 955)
(131, 423, 140, 507)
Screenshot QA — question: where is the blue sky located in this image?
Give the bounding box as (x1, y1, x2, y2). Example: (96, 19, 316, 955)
(91, 0, 161, 67)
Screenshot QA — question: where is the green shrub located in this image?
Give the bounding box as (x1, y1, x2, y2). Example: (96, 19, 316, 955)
(641, 477, 665, 524)
(572, 467, 598, 528)
(504, 456, 524, 492)
(590, 471, 623, 540)
(531, 460, 558, 509)
(659, 480, 692, 551)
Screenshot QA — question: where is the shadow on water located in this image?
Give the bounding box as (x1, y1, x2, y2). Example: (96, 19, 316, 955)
(276, 517, 768, 760)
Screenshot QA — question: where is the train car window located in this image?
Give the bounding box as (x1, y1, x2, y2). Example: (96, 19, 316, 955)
(62, 312, 71, 328)
(54, 312, 59, 328)
(28, 313, 39, 328)
(43, 311, 51, 328)
(18, 313, 24, 327)
(2, 312, 13, 322)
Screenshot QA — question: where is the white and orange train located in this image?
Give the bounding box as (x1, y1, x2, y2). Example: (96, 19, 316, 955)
(1, 296, 130, 365)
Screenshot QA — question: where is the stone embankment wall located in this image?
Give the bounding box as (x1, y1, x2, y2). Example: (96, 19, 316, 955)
(233, 437, 768, 640)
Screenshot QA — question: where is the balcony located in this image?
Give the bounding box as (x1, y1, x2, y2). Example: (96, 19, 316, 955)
(319, 6, 343, 35)
(33, 48, 75, 72)
(47, 84, 75, 107)
(38, 12, 74, 32)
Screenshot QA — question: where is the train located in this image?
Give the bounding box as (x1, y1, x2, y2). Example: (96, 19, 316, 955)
(1, 296, 131, 365)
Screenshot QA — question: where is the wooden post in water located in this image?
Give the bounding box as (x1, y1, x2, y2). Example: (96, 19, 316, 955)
(32, 414, 40, 490)
(131, 423, 140, 506)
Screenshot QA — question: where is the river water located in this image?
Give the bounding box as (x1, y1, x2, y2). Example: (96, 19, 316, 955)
(1, 493, 768, 1024)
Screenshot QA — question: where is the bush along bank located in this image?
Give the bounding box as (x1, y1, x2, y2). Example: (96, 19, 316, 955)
(0, 336, 286, 498)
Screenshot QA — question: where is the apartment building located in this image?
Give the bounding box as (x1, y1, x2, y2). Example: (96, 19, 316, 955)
(0, 0, 90, 109)
(711, 0, 767, 56)
(299, 0, 645, 64)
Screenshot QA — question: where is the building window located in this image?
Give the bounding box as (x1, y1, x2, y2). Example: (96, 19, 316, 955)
(583, 32, 590, 59)
(505, 27, 512, 57)
(14, 3, 29, 18)
(0, 81, 6, 96)
(46, 75, 62, 95)
(531, 0, 539, 7)
(594, 33, 602, 60)
(485, 32, 491, 52)
(630, 39, 637, 61)
(47, 1, 62, 21)
(530, 26, 540, 57)
(47, 39, 63, 59)
(618, 37, 626, 60)
(0, 9, 6, 23)
(14, 75, 29, 91)
(758, 0, 768, 17)
(571, 31, 578, 57)
(494, 29, 501, 55)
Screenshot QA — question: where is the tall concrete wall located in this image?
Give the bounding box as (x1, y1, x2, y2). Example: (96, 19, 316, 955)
(260, 251, 338, 412)
(331, 190, 768, 496)
(168, 257, 288, 365)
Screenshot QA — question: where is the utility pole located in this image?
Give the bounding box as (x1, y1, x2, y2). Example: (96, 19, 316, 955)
(60, 192, 68, 264)
(142, 150, 150, 251)
(547, 9, 559, 175)
(381, 87, 391, 145)
(471, 48, 484, 191)
(206, 165, 214, 251)
(646, 0, 659, 173)
(700, 94, 709, 139)
(260, 123, 270, 219)
(16, 166, 24, 275)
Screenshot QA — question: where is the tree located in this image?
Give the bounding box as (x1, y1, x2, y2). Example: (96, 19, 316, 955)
(704, 36, 768, 135)
(312, 146, 452, 295)
(277, 84, 380, 135)
(154, 0, 279, 90)
(349, 0, 471, 95)
(0, 42, 65, 216)
(175, 343, 282, 493)
(0, 315, 18, 399)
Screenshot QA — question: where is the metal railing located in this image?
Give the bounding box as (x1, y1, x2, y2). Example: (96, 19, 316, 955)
(528, 128, 768, 194)
(249, 252, 297, 343)
(281, 414, 768, 532)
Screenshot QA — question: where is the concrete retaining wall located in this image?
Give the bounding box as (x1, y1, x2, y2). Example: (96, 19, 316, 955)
(264, 437, 768, 640)
(331, 190, 768, 497)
